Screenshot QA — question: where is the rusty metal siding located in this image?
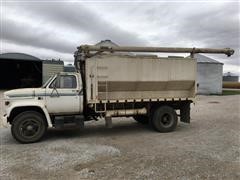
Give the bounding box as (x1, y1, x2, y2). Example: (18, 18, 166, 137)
(85, 54, 196, 103)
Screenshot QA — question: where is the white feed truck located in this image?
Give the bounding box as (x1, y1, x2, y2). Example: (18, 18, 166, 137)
(3, 45, 234, 143)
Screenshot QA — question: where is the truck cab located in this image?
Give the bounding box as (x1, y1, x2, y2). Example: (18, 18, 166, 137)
(3, 72, 84, 143)
(43, 72, 83, 115)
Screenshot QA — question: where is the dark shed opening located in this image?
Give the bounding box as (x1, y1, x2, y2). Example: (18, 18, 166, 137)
(0, 53, 43, 89)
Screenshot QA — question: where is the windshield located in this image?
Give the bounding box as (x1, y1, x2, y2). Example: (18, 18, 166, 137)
(42, 75, 55, 88)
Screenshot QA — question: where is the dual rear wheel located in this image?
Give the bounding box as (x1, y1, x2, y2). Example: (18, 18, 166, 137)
(151, 106, 178, 132)
(134, 106, 178, 132)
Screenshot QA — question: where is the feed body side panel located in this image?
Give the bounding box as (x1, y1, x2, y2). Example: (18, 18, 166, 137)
(85, 54, 196, 103)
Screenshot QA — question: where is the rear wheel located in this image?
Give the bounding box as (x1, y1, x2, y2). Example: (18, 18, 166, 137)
(152, 106, 177, 132)
(133, 115, 149, 124)
(11, 111, 47, 143)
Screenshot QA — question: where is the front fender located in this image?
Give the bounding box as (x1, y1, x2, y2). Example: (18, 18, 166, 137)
(6, 101, 53, 127)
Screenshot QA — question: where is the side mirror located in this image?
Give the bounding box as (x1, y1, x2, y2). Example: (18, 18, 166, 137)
(50, 74, 60, 97)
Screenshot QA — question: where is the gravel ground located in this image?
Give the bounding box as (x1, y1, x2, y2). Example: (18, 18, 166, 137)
(0, 94, 240, 179)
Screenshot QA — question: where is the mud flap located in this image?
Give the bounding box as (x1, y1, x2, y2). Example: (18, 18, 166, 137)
(180, 101, 191, 123)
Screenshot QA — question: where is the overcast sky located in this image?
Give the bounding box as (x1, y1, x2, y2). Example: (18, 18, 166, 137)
(1, 0, 239, 75)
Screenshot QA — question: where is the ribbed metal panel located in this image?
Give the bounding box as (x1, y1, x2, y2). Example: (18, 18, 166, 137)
(42, 62, 64, 84)
(197, 63, 223, 94)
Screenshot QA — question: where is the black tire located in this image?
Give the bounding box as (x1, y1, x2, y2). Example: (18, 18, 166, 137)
(133, 115, 149, 124)
(11, 111, 47, 143)
(151, 106, 177, 132)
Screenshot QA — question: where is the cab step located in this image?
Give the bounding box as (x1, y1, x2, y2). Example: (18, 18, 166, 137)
(54, 115, 84, 128)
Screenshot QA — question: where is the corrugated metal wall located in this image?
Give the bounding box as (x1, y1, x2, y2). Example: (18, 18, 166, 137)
(42, 61, 64, 84)
(197, 63, 223, 94)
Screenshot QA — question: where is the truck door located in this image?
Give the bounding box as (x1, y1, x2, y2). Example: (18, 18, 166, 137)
(45, 74, 82, 114)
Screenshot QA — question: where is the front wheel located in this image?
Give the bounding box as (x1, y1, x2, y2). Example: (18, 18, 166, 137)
(151, 106, 177, 132)
(11, 111, 47, 143)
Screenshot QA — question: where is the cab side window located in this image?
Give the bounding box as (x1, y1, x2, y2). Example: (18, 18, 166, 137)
(50, 75, 77, 89)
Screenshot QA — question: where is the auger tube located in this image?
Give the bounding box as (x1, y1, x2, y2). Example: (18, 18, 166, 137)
(77, 45, 234, 57)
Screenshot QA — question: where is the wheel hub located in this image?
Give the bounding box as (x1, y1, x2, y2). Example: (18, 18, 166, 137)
(26, 125, 34, 131)
(161, 114, 172, 126)
(20, 119, 40, 137)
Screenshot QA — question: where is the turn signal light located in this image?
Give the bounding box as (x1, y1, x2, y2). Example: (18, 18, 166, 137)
(5, 101, 10, 106)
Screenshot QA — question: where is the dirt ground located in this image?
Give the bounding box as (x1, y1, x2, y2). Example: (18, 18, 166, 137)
(0, 93, 239, 180)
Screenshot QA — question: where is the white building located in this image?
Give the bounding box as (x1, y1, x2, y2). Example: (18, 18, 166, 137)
(223, 72, 239, 82)
(195, 54, 223, 95)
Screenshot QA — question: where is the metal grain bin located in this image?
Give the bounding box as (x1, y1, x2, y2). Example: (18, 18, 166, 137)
(42, 60, 64, 84)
